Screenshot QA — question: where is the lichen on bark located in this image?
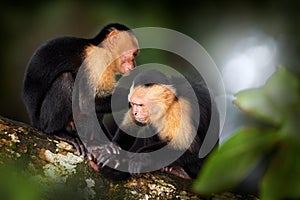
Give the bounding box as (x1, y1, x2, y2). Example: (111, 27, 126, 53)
(0, 116, 258, 200)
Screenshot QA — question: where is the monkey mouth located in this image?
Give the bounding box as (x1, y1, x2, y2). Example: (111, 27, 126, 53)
(134, 117, 148, 123)
(134, 121, 147, 127)
(121, 67, 134, 75)
(125, 67, 133, 73)
(121, 62, 135, 74)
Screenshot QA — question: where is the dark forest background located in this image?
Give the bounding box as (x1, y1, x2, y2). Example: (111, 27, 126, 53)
(0, 0, 299, 125)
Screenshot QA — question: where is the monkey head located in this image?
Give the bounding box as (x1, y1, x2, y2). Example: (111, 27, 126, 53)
(102, 30, 139, 75)
(128, 84, 176, 125)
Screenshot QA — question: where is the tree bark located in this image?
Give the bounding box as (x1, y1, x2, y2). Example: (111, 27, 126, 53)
(0, 116, 258, 200)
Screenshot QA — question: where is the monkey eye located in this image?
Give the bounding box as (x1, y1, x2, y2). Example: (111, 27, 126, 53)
(130, 102, 143, 107)
(133, 50, 139, 57)
(144, 83, 154, 87)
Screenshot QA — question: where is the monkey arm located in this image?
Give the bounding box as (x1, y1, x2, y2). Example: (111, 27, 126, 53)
(95, 95, 112, 113)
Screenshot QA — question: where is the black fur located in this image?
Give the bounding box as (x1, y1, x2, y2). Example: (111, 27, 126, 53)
(23, 23, 131, 154)
(96, 70, 219, 179)
(133, 69, 170, 87)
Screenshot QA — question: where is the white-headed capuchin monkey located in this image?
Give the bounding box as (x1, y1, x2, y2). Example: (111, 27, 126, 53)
(95, 69, 219, 179)
(23, 23, 139, 156)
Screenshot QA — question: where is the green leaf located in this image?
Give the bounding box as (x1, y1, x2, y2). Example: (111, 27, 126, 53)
(279, 111, 300, 137)
(234, 67, 300, 125)
(265, 67, 300, 109)
(261, 138, 300, 200)
(234, 89, 281, 124)
(193, 127, 279, 194)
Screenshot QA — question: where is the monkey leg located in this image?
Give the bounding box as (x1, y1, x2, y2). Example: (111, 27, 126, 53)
(39, 72, 87, 156)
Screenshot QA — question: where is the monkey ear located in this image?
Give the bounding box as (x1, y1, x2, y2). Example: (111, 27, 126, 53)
(128, 84, 135, 101)
(107, 30, 120, 39)
(104, 30, 120, 49)
(164, 84, 177, 96)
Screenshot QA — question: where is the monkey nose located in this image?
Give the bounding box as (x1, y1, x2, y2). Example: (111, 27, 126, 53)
(134, 112, 138, 116)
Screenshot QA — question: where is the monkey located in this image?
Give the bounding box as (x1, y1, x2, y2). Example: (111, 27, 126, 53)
(22, 23, 139, 157)
(94, 69, 220, 179)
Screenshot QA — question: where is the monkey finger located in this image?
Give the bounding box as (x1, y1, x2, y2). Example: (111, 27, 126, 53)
(75, 137, 87, 157)
(129, 161, 140, 175)
(110, 144, 121, 155)
(134, 165, 141, 175)
(101, 159, 112, 168)
(101, 159, 120, 169)
(97, 152, 118, 166)
(105, 143, 121, 154)
(73, 143, 82, 156)
(114, 160, 120, 169)
(97, 143, 120, 155)
(97, 154, 112, 165)
(105, 148, 111, 154)
(86, 152, 94, 161)
(96, 148, 113, 159)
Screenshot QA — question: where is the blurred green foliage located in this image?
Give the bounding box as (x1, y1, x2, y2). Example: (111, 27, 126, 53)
(0, 164, 42, 200)
(193, 67, 300, 199)
(0, 0, 299, 123)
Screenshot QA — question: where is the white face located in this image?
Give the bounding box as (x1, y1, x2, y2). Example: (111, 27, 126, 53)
(129, 87, 150, 124)
(108, 31, 139, 75)
(119, 48, 139, 74)
(128, 83, 176, 125)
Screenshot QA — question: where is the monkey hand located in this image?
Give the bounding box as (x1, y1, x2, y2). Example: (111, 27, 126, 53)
(128, 153, 151, 175)
(89, 142, 122, 169)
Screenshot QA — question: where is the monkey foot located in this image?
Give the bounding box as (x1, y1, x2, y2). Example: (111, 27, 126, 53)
(54, 132, 87, 157)
(128, 153, 151, 175)
(88, 142, 122, 170)
(161, 166, 191, 180)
